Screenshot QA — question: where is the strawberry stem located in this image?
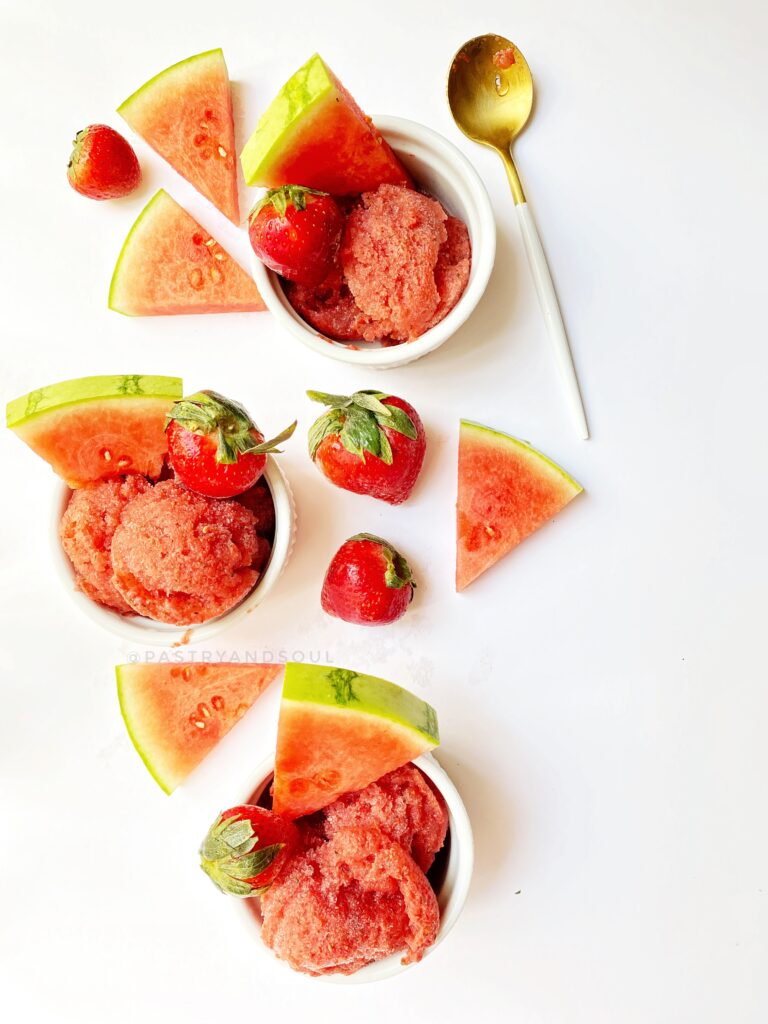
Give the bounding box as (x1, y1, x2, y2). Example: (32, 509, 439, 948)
(166, 391, 295, 466)
(250, 184, 329, 220)
(307, 390, 417, 463)
(240, 420, 297, 456)
(200, 812, 284, 898)
(348, 533, 415, 590)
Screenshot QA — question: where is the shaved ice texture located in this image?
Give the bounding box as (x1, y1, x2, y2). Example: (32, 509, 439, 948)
(284, 269, 382, 342)
(259, 764, 448, 976)
(342, 185, 448, 341)
(60, 475, 151, 614)
(110, 480, 261, 624)
(320, 764, 448, 872)
(425, 216, 472, 333)
(260, 825, 440, 975)
(234, 479, 276, 536)
(284, 184, 471, 344)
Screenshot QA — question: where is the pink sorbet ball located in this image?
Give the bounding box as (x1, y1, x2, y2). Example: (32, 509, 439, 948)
(260, 825, 440, 975)
(110, 480, 262, 625)
(342, 184, 470, 342)
(284, 184, 471, 345)
(59, 475, 151, 614)
(320, 765, 448, 872)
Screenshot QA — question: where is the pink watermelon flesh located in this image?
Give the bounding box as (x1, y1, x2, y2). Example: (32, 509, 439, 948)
(456, 420, 583, 591)
(267, 72, 410, 193)
(109, 190, 265, 315)
(19, 397, 173, 487)
(118, 49, 240, 223)
(241, 55, 412, 194)
(272, 664, 439, 820)
(117, 662, 282, 793)
(6, 376, 182, 488)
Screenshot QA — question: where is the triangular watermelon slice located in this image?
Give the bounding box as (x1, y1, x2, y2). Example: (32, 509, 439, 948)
(118, 49, 240, 223)
(240, 53, 411, 194)
(456, 420, 583, 591)
(109, 190, 264, 315)
(6, 374, 182, 486)
(273, 663, 439, 820)
(116, 662, 282, 793)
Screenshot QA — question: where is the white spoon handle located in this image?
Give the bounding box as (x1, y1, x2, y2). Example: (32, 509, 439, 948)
(516, 201, 589, 440)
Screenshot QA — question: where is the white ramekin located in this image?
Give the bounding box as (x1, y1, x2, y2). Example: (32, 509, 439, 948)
(230, 752, 474, 984)
(50, 458, 296, 646)
(250, 115, 496, 369)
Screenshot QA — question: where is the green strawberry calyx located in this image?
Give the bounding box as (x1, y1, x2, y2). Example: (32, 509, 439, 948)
(199, 811, 285, 898)
(166, 390, 296, 465)
(68, 129, 86, 169)
(348, 533, 415, 591)
(307, 390, 417, 465)
(250, 184, 328, 221)
(67, 126, 98, 172)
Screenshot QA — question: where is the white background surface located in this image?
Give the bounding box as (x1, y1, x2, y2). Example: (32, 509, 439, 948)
(1, 0, 766, 1021)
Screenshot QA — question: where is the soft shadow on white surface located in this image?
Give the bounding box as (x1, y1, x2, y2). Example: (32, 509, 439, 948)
(2, 1, 767, 1022)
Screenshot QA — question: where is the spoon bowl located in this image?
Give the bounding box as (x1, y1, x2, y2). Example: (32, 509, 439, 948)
(448, 34, 533, 155)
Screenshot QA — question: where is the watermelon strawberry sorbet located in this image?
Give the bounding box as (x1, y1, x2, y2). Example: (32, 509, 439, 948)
(284, 184, 471, 344)
(258, 764, 448, 975)
(317, 764, 448, 873)
(110, 480, 267, 624)
(59, 476, 276, 624)
(60, 475, 152, 614)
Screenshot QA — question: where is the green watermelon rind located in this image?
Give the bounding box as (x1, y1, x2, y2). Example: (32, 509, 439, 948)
(117, 48, 226, 119)
(240, 53, 334, 185)
(116, 664, 174, 795)
(6, 374, 182, 428)
(283, 663, 439, 747)
(460, 419, 584, 494)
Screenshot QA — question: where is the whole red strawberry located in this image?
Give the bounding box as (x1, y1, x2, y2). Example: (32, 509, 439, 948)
(322, 534, 415, 625)
(67, 124, 141, 200)
(166, 390, 296, 499)
(200, 805, 299, 897)
(248, 185, 344, 286)
(307, 390, 426, 505)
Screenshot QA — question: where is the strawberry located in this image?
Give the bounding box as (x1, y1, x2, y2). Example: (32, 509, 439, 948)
(248, 185, 344, 287)
(307, 390, 426, 505)
(166, 390, 296, 499)
(67, 124, 141, 200)
(200, 805, 299, 897)
(322, 534, 415, 625)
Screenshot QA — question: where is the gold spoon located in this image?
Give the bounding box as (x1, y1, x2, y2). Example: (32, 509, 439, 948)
(448, 34, 589, 440)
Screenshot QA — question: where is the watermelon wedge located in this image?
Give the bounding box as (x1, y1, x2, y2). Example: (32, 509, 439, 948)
(109, 190, 264, 315)
(456, 420, 583, 591)
(118, 49, 240, 223)
(273, 663, 439, 820)
(6, 374, 182, 487)
(240, 53, 411, 194)
(116, 662, 282, 793)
